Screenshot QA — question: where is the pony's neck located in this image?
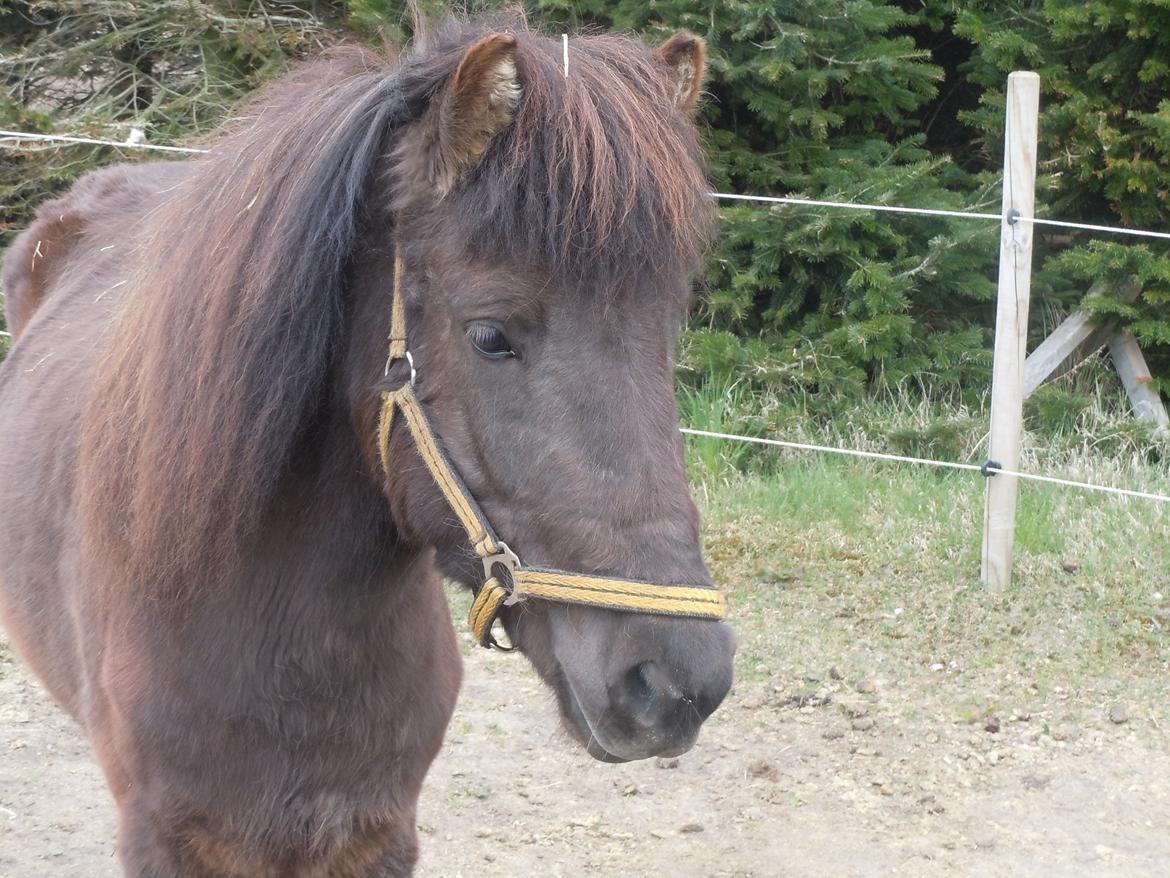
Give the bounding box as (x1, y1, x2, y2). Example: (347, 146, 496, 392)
(249, 221, 413, 595)
(247, 373, 405, 587)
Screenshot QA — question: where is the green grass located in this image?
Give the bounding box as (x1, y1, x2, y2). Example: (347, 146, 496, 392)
(676, 380, 758, 478)
(695, 448, 1170, 727)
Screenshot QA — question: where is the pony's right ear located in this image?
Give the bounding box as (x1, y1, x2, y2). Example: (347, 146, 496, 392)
(654, 32, 706, 113)
(426, 33, 521, 196)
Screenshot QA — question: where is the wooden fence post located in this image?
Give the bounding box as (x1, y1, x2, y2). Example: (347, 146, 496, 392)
(1021, 280, 1142, 398)
(1108, 331, 1170, 434)
(981, 72, 1041, 590)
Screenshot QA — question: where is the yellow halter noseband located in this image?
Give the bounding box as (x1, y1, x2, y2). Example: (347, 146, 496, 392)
(377, 248, 726, 648)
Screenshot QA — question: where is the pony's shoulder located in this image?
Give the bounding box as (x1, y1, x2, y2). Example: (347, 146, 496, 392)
(2, 161, 191, 337)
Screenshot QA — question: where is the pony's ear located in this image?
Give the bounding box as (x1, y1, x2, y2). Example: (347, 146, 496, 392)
(429, 32, 521, 195)
(654, 32, 706, 113)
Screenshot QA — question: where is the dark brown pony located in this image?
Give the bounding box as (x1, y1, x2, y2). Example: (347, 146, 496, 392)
(0, 15, 734, 876)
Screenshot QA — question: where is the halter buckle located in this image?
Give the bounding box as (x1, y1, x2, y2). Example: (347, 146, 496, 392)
(481, 541, 521, 603)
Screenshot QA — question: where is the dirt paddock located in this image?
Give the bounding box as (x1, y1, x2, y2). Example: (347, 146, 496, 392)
(1, 633, 1168, 877)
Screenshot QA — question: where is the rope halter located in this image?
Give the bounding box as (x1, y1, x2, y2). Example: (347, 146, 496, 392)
(376, 247, 727, 648)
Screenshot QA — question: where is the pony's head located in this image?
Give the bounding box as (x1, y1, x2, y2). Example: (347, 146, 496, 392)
(378, 20, 734, 761)
(84, 15, 734, 765)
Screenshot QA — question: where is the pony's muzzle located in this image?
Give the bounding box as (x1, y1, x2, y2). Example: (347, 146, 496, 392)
(579, 617, 734, 761)
(611, 656, 730, 753)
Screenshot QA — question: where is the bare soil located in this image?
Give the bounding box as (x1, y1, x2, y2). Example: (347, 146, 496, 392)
(2, 633, 1168, 877)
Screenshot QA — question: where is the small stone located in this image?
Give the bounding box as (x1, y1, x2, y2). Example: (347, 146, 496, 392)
(852, 717, 875, 731)
(758, 565, 803, 584)
(1051, 724, 1081, 742)
(788, 690, 831, 708)
(855, 679, 877, 694)
(656, 757, 680, 770)
(822, 728, 845, 740)
(1061, 560, 1080, 574)
(679, 822, 705, 834)
(622, 784, 639, 796)
(474, 828, 493, 838)
(984, 715, 1001, 734)
(829, 665, 844, 680)
(747, 760, 779, 781)
(1108, 704, 1130, 724)
(840, 700, 869, 719)
(754, 663, 769, 675)
(918, 794, 945, 814)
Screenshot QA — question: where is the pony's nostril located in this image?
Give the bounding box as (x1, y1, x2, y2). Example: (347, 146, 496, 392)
(602, 651, 728, 757)
(621, 660, 687, 727)
(626, 661, 657, 708)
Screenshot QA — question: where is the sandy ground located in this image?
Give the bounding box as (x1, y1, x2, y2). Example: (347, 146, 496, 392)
(2, 633, 1168, 878)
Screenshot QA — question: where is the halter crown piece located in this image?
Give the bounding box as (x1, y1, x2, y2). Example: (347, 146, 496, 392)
(377, 246, 727, 648)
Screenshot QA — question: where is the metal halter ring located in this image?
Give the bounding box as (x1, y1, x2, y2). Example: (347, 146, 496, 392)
(481, 541, 521, 602)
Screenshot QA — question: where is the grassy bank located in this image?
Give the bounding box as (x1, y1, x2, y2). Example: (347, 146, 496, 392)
(696, 429, 1170, 732)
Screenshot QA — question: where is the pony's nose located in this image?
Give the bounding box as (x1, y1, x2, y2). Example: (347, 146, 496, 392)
(612, 659, 729, 741)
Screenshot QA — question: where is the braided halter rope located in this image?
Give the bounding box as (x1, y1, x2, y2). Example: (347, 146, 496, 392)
(376, 248, 726, 648)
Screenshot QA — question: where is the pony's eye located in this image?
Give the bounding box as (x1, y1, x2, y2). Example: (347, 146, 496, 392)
(465, 322, 515, 360)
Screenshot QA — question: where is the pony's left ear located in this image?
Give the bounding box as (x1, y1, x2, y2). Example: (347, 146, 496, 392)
(429, 32, 522, 195)
(654, 32, 706, 113)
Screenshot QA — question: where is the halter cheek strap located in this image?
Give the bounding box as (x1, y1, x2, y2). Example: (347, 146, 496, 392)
(377, 246, 726, 648)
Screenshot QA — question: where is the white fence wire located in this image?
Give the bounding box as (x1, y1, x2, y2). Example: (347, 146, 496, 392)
(0, 129, 208, 155)
(679, 428, 1170, 504)
(4, 128, 1170, 240)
